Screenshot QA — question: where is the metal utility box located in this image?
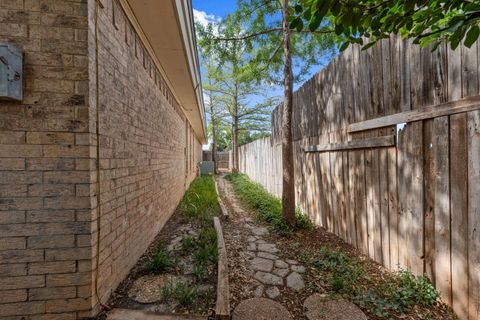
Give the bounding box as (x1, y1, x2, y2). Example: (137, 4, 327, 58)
(199, 161, 215, 175)
(0, 43, 23, 101)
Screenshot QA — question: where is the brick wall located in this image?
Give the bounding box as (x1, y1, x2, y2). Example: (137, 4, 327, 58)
(88, 0, 202, 310)
(0, 0, 202, 318)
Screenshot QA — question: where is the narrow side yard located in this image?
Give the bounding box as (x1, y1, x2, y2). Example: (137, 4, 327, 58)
(218, 173, 457, 320)
(106, 176, 221, 317)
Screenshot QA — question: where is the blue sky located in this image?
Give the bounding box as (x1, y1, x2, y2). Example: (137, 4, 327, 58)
(192, 0, 236, 19)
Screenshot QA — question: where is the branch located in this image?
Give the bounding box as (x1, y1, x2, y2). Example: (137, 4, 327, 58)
(213, 27, 282, 41)
(291, 29, 335, 35)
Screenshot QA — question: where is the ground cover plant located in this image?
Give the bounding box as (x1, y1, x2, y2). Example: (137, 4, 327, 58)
(301, 246, 440, 318)
(143, 175, 220, 309)
(225, 172, 313, 234)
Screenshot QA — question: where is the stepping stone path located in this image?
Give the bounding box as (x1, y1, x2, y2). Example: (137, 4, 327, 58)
(217, 175, 308, 317)
(244, 230, 306, 294)
(303, 294, 367, 320)
(232, 298, 293, 320)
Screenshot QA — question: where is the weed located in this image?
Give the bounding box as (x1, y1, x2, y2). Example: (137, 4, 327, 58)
(179, 176, 220, 221)
(175, 282, 198, 306)
(304, 246, 440, 318)
(161, 281, 197, 306)
(225, 173, 313, 234)
(198, 227, 217, 245)
(181, 235, 196, 252)
(312, 247, 364, 294)
(193, 264, 206, 282)
(145, 242, 175, 274)
(196, 242, 218, 265)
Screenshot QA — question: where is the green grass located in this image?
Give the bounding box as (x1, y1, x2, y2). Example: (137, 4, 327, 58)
(225, 173, 313, 234)
(302, 246, 439, 318)
(178, 175, 221, 222)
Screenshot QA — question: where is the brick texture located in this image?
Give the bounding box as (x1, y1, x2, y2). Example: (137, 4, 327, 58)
(0, 0, 202, 318)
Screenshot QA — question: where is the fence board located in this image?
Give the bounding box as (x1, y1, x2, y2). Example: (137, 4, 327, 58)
(237, 36, 479, 320)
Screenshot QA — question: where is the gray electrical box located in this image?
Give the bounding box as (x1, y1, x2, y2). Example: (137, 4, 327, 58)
(0, 43, 23, 101)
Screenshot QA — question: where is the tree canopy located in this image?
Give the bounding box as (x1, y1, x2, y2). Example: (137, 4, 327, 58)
(292, 0, 480, 50)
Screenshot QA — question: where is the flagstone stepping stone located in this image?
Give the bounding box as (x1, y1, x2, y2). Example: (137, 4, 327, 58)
(250, 226, 269, 236)
(254, 285, 264, 297)
(254, 271, 283, 285)
(291, 265, 306, 273)
(265, 286, 280, 299)
(247, 243, 256, 251)
(273, 268, 289, 277)
(232, 298, 293, 320)
(251, 257, 274, 272)
(303, 294, 367, 320)
(286, 259, 299, 265)
(257, 243, 279, 253)
(128, 274, 190, 304)
(274, 260, 289, 269)
(257, 252, 279, 260)
(286, 272, 305, 291)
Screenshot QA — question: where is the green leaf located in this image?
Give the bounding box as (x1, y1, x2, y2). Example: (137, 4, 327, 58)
(308, 12, 322, 31)
(339, 42, 350, 51)
(464, 25, 480, 48)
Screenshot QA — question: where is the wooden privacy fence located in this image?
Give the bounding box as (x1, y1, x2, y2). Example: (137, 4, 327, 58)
(216, 152, 230, 170)
(238, 37, 480, 320)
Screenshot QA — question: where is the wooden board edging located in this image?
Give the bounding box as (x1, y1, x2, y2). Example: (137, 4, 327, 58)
(348, 95, 480, 132)
(213, 217, 230, 320)
(214, 176, 229, 217)
(304, 135, 395, 153)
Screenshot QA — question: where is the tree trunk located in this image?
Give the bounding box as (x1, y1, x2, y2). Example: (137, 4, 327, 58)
(232, 87, 239, 173)
(281, 0, 296, 227)
(210, 98, 217, 174)
(232, 115, 239, 173)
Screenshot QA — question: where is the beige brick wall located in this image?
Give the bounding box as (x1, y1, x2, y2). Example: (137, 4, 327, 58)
(0, 0, 202, 318)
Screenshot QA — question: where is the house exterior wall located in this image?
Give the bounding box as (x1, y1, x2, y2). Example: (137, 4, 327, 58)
(88, 0, 202, 310)
(0, 0, 202, 319)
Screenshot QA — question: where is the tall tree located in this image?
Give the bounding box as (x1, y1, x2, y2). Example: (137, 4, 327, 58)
(198, 16, 277, 173)
(204, 66, 223, 174)
(197, 24, 225, 174)
(293, 0, 480, 50)
(210, 0, 335, 226)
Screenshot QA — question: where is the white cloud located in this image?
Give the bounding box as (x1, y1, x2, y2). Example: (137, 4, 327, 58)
(193, 8, 221, 28)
